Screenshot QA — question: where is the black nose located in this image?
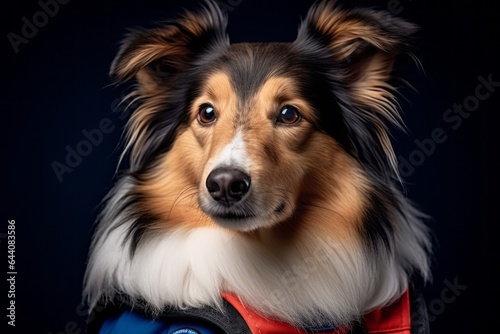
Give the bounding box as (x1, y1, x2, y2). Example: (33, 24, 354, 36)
(206, 168, 251, 206)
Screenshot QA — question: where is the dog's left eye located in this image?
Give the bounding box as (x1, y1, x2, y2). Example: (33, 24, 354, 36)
(198, 104, 217, 125)
(277, 105, 301, 125)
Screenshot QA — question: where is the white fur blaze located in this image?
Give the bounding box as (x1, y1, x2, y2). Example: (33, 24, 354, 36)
(211, 131, 249, 171)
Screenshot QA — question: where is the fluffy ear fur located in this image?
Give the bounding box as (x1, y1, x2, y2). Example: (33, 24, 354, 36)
(110, 1, 228, 91)
(109, 1, 229, 171)
(295, 1, 418, 180)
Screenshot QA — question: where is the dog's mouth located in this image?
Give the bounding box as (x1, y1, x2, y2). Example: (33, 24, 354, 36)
(202, 201, 287, 231)
(215, 210, 255, 221)
(213, 202, 284, 220)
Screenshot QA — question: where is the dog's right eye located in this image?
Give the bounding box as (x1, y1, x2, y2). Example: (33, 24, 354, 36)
(276, 105, 301, 125)
(198, 104, 217, 125)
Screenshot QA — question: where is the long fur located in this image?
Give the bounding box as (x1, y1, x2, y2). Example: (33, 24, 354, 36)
(84, 0, 431, 328)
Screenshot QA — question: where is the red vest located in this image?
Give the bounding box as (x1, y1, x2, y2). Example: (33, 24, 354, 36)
(223, 290, 411, 334)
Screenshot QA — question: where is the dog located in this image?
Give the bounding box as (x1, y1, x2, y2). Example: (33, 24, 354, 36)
(84, 1, 431, 333)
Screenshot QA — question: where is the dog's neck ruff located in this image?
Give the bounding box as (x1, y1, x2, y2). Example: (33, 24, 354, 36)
(85, 223, 415, 326)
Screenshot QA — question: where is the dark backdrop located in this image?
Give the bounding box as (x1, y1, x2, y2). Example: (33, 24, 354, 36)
(2, 0, 499, 333)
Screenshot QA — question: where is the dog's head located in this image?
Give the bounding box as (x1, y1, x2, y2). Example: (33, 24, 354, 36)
(111, 1, 417, 233)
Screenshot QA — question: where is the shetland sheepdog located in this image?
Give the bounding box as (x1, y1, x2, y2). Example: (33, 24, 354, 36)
(84, 0, 431, 332)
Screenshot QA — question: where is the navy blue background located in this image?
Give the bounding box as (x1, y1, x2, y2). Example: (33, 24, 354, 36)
(2, 0, 499, 333)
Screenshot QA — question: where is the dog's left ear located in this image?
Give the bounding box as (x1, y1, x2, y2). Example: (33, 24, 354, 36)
(296, 1, 417, 89)
(295, 1, 418, 178)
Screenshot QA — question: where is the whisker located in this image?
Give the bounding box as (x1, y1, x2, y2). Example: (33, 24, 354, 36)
(168, 186, 198, 219)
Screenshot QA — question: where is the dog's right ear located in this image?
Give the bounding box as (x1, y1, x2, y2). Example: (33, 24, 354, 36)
(110, 1, 228, 91)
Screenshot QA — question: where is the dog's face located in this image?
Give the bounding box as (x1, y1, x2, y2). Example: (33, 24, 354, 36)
(193, 70, 313, 230)
(110, 1, 417, 233)
(188, 49, 346, 231)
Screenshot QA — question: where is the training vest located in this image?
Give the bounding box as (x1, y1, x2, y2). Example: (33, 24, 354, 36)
(88, 284, 429, 334)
